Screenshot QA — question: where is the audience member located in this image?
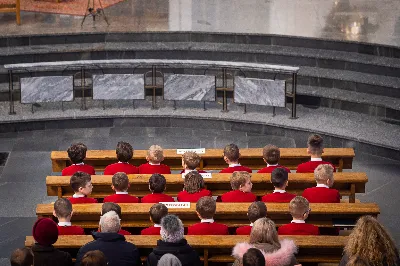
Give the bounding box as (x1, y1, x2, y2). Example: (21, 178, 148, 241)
(232, 218, 297, 266)
(80, 250, 107, 266)
(261, 168, 296, 203)
(296, 134, 336, 173)
(101, 202, 131, 235)
(220, 144, 252, 173)
(75, 211, 141, 266)
(68, 172, 98, 204)
(243, 248, 265, 266)
(62, 143, 95, 176)
(53, 198, 84, 235)
(146, 215, 201, 266)
(103, 172, 139, 203)
(141, 174, 175, 203)
(236, 201, 267, 235)
(141, 203, 169, 235)
(104, 141, 139, 175)
(10, 248, 33, 266)
(221, 171, 256, 202)
(257, 145, 290, 173)
(139, 145, 171, 174)
(177, 171, 212, 202)
(157, 254, 182, 266)
(180, 152, 206, 174)
(278, 196, 319, 235)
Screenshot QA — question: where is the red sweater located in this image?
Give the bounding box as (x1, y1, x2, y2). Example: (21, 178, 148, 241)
(141, 226, 161, 235)
(261, 192, 296, 203)
(220, 165, 252, 173)
(104, 162, 139, 175)
(62, 164, 95, 176)
(236, 225, 252, 235)
(138, 163, 171, 174)
(296, 161, 336, 173)
(187, 222, 229, 235)
(103, 193, 140, 203)
(302, 187, 340, 203)
(257, 165, 290, 173)
(68, 196, 98, 204)
(141, 193, 175, 203)
(57, 225, 85, 235)
(278, 222, 320, 235)
(180, 169, 207, 174)
(221, 190, 257, 202)
(177, 189, 212, 202)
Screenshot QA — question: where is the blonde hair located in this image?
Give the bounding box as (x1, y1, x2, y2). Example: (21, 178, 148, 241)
(230, 171, 250, 190)
(314, 164, 334, 183)
(344, 216, 399, 266)
(147, 145, 164, 163)
(289, 196, 309, 219)
(249, 218, 280, 250)
(182, 152, 201, 170)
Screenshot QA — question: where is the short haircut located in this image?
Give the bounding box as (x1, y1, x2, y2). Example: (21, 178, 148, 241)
(263, 145, 280, 165)
(243, 248, 265, 266)
(149, 203, 168, 224)
(54, 198, 72, 218)
(147, 145, 164, 163)
(271, 168, 289, 188)
(247, 202, 267, 223)
(230, 171, 251, 190)
(182, 152, 201, 170)
(10, 248, 33, 266)
(183, 171, 205, 193)
(224, 143, 240, 162)
(99, 211, 120, 233)
(81, 250, 107, 266)
(102, 202, 122, 218)
(112, 172, 129, 191)
(289, 196, 310, 218)
(307, 134, 323, 154)
(149, 174, 166, 193)
(160, 215, 184, 243)
(67, 143, 87, 164)
(116, 141, 133, 162)
(314, 164, 334, 183)
(70, 171, 91, 192)
(196, 196, 216, 219)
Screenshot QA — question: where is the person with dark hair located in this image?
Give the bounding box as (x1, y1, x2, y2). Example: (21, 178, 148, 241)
(104, 141, 139, 175)
(141, 203, 169, 235)
(177, 172, 212, 202)
(180, 152, 206, 174)
(54, 198, 85, 235)
(101, 202, 131, 235)
(69, 172, 98, 204)
(261, 168, 296, 203)
(103, 172, 140, 203)
(80, 250, 107, 266)
(10, 248, 33, 266)
(62, 143, 95, 176)
(258, 145, 290, 173)
(220, 144, 252, 173)
(243, 248, 265, 266)
(236, 202, 267, 235)
(141, 174, 175, 203)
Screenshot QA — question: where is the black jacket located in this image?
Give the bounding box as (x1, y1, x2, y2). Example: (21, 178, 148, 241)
(32, 244, 73, 266)
(75, 232, 141, 266)
(146, 239, 201, 266)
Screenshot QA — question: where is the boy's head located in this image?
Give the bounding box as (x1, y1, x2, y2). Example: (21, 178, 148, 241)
(70, 171, 93, 195)
(182, 152, 201, 170)
(262, 144, 281, 165)
(149, 203, 168, 224)
(112, 172, 130, 192)
(223, 143, 240, 163)
(271, 168, 289, 189)
(147, 145, 164, 164)
(314, 164, 334, 187)
(116, 141, 133, 163)
(10, 248, 33, 266)
(196, 196, 216, 219)
(67, 143, 87, 164)
(183, 171, 205, 194)
(81, 250, 107, 266)
(307, 134, 324, 155)
(149, 174, 166, 193)
(289, 196, 311, 220)
(247, 201, 267, 223)
(53, 198, 73, 220)
(243, 248, 265, 266)
(102, 202, 122, 217)
(230, 171, 252, 193)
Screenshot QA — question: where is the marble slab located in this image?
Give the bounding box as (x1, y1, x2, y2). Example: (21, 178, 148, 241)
(234, 77, 285, 107)
(164, 74, 216, 101)
(92, 74, 145, 100)
(20, 76, 74, 104)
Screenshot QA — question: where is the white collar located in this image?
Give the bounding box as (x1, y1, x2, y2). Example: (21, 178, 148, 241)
(58, 222, 72, 227)
(310, 158, 323, 162)
(154, 224, 161, 228)
(201, 218, 214, 223)
(184, 169, 196, 174)
(250, 223, 253, 226)
(273, 189, 287, 193)
(72, 193, 85, 198)
(316, 184, 330, 188)
(291, 219, 306, 224)
(118, 161, 128, 164)
(116, 191, 129, 194)
(267, 163, 278, 167)
(229, 163, 241, 167)
(149, 162, 161, 165)
(72, 162, 84, 165)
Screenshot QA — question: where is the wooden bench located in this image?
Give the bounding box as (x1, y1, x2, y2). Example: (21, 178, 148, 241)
(0, 0, 20, 25)
(25, 235, 348, 265)
(47, 172, 367, 203)
(51, 148, 355, 172)
(36, 202, 379, 229)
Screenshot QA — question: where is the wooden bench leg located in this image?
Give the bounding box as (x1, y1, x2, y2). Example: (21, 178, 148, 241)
(338, 159, 344, 172)
(16, 0, 20, 25)
(199, 159, 204, 170)
(204, 248, 208, 266)
(349, 184, 356, 203)
(57, 187, 63, 198)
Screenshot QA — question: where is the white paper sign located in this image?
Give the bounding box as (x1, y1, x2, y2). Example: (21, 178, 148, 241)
(181, 173, 212, 179)
(160, 202, 191, 208)
(176, 148, 205, 154)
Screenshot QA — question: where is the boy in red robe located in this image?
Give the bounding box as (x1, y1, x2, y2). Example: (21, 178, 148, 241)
(103, 172, 140, 203)
(236, 201, 267, 235)
(139, 145, 171, 174)
(104, 141, 139, 175)
(221, 171, 256, 202)
(53, 198, 84, 235)
(62, 143, 95, 176)
(220, 144, 252, 173)
(177, 171, 212, 202)
(68, 171, 98, 204)
(261, 168, 296, 203)
(141, 174, 175, 203)
(180, 151, 207, 174)
(141, 203, 169, 235)
(257, 144, 290, 173)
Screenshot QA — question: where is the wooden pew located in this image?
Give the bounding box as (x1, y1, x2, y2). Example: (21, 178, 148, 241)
(51, 148, 355, 172)
(36, 202, 379, 229)
(47, 172, 367, 203)
(25, 235, 348, 265)
(0, 0, 20, 25)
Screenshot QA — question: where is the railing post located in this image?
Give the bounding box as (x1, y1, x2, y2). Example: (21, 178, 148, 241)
(290, 72, 298, 119)
(8, 70, 16, 115)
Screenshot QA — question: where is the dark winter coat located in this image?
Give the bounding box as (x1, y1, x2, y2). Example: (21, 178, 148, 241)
(31, 243, 73, 266)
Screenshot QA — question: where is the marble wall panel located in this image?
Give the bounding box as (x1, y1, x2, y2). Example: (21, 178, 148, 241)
(92, 74, 145, 100)
(20, 76, 73, 104)
(234, 77, 285, 107)
(164, 74, 215, 101)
